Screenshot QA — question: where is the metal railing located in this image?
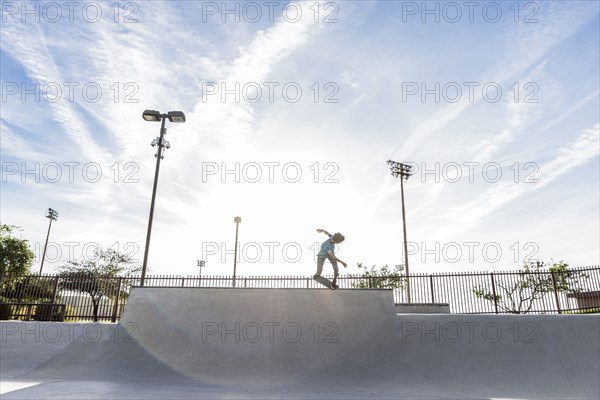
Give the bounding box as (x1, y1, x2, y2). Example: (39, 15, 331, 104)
(1, 266, 598, 321)
(1, 302, 66, 321)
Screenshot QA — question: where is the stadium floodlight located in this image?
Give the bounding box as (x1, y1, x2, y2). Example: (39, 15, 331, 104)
(387, 159, 414, 302)
(39, 208, 59, 275)
(140, 110, 186, 286)
(387, 159, 414, 180)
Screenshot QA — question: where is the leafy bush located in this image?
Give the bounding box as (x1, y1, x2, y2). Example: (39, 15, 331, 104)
(473, 261, 590, 314)
(351, 263, 406, 289)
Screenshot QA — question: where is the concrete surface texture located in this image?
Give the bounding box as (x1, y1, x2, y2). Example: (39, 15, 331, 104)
(1, 287, 599, 399)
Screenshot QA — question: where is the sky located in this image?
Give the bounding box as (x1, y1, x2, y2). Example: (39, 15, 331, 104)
(1, 0, 599, 278)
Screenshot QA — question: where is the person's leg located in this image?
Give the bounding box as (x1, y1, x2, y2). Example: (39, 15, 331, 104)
(330, 258, 339, 284)
(315, 257, 325, 277)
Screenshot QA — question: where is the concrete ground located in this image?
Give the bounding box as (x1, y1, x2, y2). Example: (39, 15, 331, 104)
(1, 287, 599, 399)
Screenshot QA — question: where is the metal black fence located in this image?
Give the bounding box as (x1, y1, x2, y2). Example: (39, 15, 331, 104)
(1, 266, 599, 321)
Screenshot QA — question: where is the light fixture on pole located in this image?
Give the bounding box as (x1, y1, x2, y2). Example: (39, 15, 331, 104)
(39, 208, 58, 275)
(233, 216, 241, 287)
(197, 260, 205, 277)
(387, 159, 414, 302)
(140, 109, 186, 286)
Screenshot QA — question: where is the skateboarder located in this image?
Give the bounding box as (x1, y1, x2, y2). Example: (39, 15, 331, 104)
(315, 228, 347, 287)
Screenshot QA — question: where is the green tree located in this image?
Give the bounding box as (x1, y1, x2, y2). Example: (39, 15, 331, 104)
(546, 261, 588, 292)
(351, 263, 407, 289)
(58, 247, 141, 322)
(0, 224, 38, 319)
(1, 276, 55, 302)
(0, 224, 34, 279)
(473, 260, 588, 314)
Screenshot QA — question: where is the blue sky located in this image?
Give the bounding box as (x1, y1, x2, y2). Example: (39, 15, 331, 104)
(1, 0, 599, 277)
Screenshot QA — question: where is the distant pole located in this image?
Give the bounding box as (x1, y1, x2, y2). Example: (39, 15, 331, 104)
(39, 208, 58, 275)
(387, 160, 414, 303)
(197, 260, 205, 276)
(233, 216, 241, 287)
(400, 175, 410, 300)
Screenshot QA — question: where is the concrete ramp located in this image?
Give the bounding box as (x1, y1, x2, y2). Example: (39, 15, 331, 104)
(4, 287, 600, 399)
(118, 287, 402, 387)
(394, 314, 600, 399)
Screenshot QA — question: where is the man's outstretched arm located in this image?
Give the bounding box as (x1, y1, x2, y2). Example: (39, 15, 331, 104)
(316, 228, 331, 236)
(330, 254, 347, 268)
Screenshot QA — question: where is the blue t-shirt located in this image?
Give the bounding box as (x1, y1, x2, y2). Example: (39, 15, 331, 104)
(318, 235, 335, 258)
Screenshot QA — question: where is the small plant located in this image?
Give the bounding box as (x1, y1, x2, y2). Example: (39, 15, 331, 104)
(473, 261, 589, 314)
(351, 263, 407, 289)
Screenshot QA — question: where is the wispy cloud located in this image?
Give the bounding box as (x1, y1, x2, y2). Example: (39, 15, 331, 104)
(0, 120, 45, 161)
(172, 1, 330, 181)
(442, 123, 599, 229)
(397, 2, 598, 159)
(1, 19, 111, 163)
(535, 89, 600, 137)
(187, 0, 327, 135)
(472, 60, 549, 162)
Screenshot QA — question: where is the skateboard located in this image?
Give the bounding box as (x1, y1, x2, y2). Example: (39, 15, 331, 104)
(313, 275, 339, 289)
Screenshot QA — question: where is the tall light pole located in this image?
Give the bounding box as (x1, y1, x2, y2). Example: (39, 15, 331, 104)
(387, 160, 414, 302)
(39, 208, 58, 275)
(233, 216, 241, 287)
(197, 260, 205, 276)
(140, 110, 186, 286)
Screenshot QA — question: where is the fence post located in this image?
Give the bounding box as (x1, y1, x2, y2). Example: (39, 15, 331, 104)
(490, 273, 499, 314)
(550, 271, 562, 314)
(50, 276, 60, 304)
(111, 278, 122, 323)
(429, 275, 435, 303)
(18, 276, 30, 303)
(58, 304, 66, 322)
